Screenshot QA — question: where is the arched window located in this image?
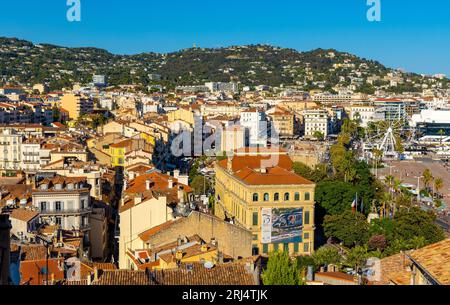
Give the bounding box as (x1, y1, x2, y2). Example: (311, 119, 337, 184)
(263, 193, 269, 201)
(252, 193, 259, 202)
(274, 193, 279, 201)
(294, 192, 300, 201)
(284, 192, 290, 201)
(305, 192, 311, 201)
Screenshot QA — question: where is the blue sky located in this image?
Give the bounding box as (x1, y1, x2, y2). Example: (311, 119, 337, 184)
(1, 0, 449, 75)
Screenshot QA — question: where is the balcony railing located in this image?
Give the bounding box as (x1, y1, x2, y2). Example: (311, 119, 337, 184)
(38, 207, 92, 215)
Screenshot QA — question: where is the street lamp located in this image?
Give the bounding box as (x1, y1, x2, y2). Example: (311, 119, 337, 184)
(35, 235, 52, 285)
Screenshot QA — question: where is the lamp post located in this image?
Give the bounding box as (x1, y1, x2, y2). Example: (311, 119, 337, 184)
(35, 235, 52, 285)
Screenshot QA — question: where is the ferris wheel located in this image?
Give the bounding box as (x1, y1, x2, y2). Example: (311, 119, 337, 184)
(363, 119, 404, 159)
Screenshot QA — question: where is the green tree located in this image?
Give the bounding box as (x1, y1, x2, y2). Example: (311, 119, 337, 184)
(392, 207, 445, 245)
(190, 175, 211, 195)
(312, 246, 342, 268)
(437, 129, 446, 145)
(422, 168, 433, 190)
(315, 180, 356, 216)
(434, 177, 443, 197)
(345, 245, 368, 272)
(323, 211, 370, 247)
(313, 131, 325, 141)
(262, 251, 303, 285)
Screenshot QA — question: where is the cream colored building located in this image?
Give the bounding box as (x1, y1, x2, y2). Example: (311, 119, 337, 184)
(0, 128, 22, 171)
(118, 172, 193, 269)
(214, 148, 316, 256)
(303, 109, 329, 139)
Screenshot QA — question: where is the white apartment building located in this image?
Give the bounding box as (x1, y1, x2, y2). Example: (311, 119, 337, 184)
(349, 105, 379, 127)
(32, 174, 92, 236)
(239, 108, 267, 147)
(21, 138, 41, 173)
(205, 82, 238, 94)
(0, 129, 22, 171)
(303, 109, 329, 138)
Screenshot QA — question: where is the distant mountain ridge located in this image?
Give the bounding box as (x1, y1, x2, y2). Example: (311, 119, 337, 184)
(0, 36, 446, 92)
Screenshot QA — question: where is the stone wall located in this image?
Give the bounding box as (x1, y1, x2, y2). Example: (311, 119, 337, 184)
(146, 211, 252, 259)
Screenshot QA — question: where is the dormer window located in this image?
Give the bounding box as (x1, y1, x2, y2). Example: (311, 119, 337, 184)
(67, 183, 74, 190)
(40, 184, 48, 191)
(54, 183, 63, 190)
(20, 199, 27, 206)
(6, 199, 15, 207)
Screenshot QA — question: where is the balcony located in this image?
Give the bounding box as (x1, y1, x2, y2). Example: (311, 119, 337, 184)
(23, 152, 40, 156)
(38, 207, 92, 216)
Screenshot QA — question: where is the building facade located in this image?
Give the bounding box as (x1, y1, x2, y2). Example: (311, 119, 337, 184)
(214, 149, 315, 256)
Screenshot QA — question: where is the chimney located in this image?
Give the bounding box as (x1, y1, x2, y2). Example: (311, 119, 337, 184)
(217, 251, 224, 264)
(227, 155, 233, 173)
(145, 179, 152, 190)
(134, 195, 142, 205)
(94, 267, 98, 281)
(178, 186, 185, 204)
(168, 178, 173, 189)
(173, 169, 180, 179)
(87, 274, 91, 285)
(260, 167, 267, 174)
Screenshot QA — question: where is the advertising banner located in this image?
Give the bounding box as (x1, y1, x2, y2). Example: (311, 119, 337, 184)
(261, 208, 303, 244)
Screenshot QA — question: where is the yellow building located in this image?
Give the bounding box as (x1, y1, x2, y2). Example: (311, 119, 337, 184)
(167, 107, 196, 125)
(214, 148, 315, 256)
(60, 93, 94, 120)
(109, 140, 128, 167)
(267, 107, 295, 138)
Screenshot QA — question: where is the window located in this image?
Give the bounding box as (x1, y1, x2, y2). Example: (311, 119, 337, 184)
(304, 211, 310, 225)
(304, 232, 310, 240)
(40, 202, 47, 211)
(284, 192, 290, 201)
(294, 243, 299, 253)
(274, 193, 279, 201)
(263, 244, 269, 254)
(55, 217, 62, 226)
(303, 243, 309, 252)
(55, 201, 62, 211)
(252, 234, 258, 241)
(263, 193, 269, 201)
(81, 200, 86, 209)
(294, 192, 300, 201)
(252, 193, 258, 202)
(252, 246, 259, 256)
(305, 192, 310, 201)
(283, 243, 289, 252)
(252, 212, 258, 226)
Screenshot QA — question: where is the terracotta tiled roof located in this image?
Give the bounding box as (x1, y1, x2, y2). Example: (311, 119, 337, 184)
(10, 208, 39, 222)
(20, 258, 65, 285)
(408, 238, 450, 285)
(138, 220, 180, 242)
(124, 172, 192, 195)
(233, 166, 313, 185)
(91, 262, 257, 285)
(218, 154, 292, 172)
(378, 252, 410, 285)
(218, 155, 313, 186)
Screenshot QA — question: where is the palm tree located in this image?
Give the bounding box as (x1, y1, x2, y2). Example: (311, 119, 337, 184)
(393, 178, 403, 195)
(434, 177, 443, 198)
(437, 129, 446, 145)
(372, 148, 383, 178)
(422, 169, 433, 192)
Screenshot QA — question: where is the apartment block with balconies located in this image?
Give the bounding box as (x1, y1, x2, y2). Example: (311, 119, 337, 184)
(32, 174, 92, 234)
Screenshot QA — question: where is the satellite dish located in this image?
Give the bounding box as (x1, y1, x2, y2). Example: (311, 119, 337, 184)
(204, 261, 214, 269)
